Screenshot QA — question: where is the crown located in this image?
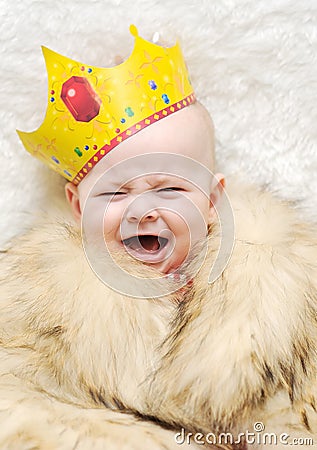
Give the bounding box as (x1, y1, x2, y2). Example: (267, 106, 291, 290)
(17, 25, 195, 185)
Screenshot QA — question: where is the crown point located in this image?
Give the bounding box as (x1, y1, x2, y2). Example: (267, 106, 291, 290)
(41, 46, 52, 58)
(19, 28, 194, 184)
(129, 24, 138, 38)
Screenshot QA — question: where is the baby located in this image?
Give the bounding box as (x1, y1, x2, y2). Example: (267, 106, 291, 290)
(7, 24, 317, 450)
(18, 24, 226, 290)
(64, 101, 225, 281)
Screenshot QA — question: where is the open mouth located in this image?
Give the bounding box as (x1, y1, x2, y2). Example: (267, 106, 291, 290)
(122, 235, 169, 253)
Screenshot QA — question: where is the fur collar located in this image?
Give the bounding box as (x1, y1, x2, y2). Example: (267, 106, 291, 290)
(0, 207, 176, 410)
(1, 177, 316, 437)
(145, 178, 317, 435)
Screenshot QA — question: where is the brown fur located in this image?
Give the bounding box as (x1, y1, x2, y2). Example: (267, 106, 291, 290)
(0, 178, 316, 448)
(145, 180, 317, 447)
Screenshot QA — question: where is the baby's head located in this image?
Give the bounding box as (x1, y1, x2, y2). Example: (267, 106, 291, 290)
(17, 26, 224, 275)
(65, 101, 224, 274)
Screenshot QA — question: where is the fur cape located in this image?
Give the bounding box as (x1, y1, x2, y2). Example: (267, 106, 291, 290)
(0, 178, 316, 449)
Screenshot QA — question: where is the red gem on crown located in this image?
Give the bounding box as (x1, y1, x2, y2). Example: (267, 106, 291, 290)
(61, 76, 101, 122)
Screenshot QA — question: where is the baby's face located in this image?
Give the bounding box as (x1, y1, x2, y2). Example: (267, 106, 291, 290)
(66, 103, 224, 274)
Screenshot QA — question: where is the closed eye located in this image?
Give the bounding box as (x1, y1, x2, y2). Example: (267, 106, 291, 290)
(98, 192, 127, 196)
(158, 187, 185, 192)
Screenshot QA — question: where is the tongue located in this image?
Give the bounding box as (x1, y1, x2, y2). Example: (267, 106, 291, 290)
(138, 235, 160, 251)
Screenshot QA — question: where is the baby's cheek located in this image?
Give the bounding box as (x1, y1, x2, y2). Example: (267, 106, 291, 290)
(175, 196, 208, 237)
(102, 203, 124, 240)
(191, 196, 211, 229)
(81, 198, 107, 237)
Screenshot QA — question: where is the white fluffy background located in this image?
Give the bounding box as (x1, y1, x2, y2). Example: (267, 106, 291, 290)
(1, 0, 316, 246)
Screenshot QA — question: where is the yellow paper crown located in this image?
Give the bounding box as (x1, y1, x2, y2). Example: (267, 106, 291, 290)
(17, 25, 195, 185)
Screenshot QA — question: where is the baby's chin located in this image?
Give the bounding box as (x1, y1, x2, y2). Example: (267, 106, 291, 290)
(151, 255, 185, 275)
(153, 241, 206, 277)
(122, 251, 182, 276)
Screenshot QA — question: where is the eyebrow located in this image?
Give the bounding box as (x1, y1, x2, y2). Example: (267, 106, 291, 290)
(126, 174, 187, 188)
(95, 180, 123, 189)
(141, 175, 171, 187)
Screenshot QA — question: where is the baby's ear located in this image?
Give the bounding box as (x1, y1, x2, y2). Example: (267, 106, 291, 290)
(65, 182, 82, 223)
(208, 173, 225, 223)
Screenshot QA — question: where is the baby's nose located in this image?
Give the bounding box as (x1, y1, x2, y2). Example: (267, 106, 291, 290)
(125, 207, 159, 223)
(124, 192, 161, 224)
(123, 194, 159, 223)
